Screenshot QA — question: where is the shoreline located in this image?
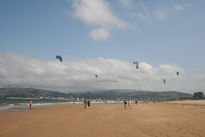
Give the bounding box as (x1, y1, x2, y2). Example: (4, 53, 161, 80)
(1, 99, 204, 114)
(0, 102, 74, 113)
(0, 101, 116, 114)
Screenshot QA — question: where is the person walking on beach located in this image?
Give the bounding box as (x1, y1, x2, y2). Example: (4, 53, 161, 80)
(128, 100, 131, 109)
(135, 100, 138, 104)
(124, 100, 127, 109)
(29, 99, 32, 109)
(88, 100, 90, 107)
(84, 99, 88, 109)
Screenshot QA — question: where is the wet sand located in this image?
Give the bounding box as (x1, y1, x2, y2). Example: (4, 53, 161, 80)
(0, 101, 205, 137)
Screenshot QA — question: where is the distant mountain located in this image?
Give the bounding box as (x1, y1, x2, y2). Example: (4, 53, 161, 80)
(0, 88, 192, 101)
(0, 88, 72, 99)
(72, 89, 192, 101)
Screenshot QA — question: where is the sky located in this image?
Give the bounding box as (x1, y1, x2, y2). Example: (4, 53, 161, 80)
(0, 0, 205, 93)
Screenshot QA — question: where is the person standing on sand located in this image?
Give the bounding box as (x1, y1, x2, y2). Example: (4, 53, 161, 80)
(128, 100, 131, 109)
(135, 100, 138, 104)
(84, 99, 87, 109)
(88, 100, 90, 107)
(29, 99, 32, 109)
(124, 100, 127, 109)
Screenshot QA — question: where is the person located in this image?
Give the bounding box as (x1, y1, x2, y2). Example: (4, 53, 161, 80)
(128, 100, 131, 109)
(135, 100, 138, 104)
(124, 100, 127, 109)
(88, 100, 90, 107)
(29, 99, 32, 109)
(84, 99, 87, 109)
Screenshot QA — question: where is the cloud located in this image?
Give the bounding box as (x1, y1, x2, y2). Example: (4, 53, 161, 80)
(2, 52, 204, 93)
(135, 4, 168, 23)
(136, 3, 189, 23)
(90, 28, 110, 40)
(71, 0, 130, 41)
(72, 0, 128, 28)
(70, 1, 191, 39)
(119, 0, 134, 8)
(173, 3, 192, 12)
(192, 73, 205, 81)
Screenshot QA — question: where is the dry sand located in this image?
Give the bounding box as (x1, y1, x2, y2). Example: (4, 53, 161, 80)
(0, 101, 205, 137)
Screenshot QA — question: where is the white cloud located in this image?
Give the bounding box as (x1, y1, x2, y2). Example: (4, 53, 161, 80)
(71, 0, 130, 41)
(90, 28, 110, 40)
(154, 9, 167, 20)
(1, 52, 204, 93)
(70, 1, 191, 39)
(119, 0, 134, 8)
(135, 4, 168, 23)
(72, 0, 126, 28)
(136, 3, 188, 23)
(173, 3, 192, 12)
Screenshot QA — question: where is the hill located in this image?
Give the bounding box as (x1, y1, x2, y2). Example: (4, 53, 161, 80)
(0, 88, 192, 101)
(0, 88, 72, 99)
(73, 89, 192, 101)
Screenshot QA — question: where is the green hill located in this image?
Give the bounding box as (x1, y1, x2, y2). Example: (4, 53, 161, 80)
(72, 89, 192, 101)
(0, 88, 192, 101)
(0, 88, 71, 98)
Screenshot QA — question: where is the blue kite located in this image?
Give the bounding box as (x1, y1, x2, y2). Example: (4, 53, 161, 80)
(133, 61, 139, 69)
(56, 55, 63, 62)
(163, 79, 166, 84)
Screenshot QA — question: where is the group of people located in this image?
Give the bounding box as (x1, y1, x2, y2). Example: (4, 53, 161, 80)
(28, 99, 137, 110)
(123, 100, 138, 109)
(83, 99, 91, 109)
(123, 100, 131, 109)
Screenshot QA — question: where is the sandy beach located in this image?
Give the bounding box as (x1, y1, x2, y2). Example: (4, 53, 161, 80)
(0, 101, 205, 137)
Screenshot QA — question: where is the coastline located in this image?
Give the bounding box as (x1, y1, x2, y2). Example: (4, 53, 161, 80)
(0, 102, 74, 113)
(0, 100, 115, 113)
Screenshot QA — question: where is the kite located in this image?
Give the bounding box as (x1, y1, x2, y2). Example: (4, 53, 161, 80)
(163, 79, 166, 84)
(133, 61, 139, 69)
(56, 55, 63, 62)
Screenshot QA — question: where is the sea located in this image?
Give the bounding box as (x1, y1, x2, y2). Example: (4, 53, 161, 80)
(0, 98, 74, 113)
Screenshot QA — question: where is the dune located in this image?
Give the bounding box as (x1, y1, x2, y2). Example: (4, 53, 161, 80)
(0, 101, 205, 137)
